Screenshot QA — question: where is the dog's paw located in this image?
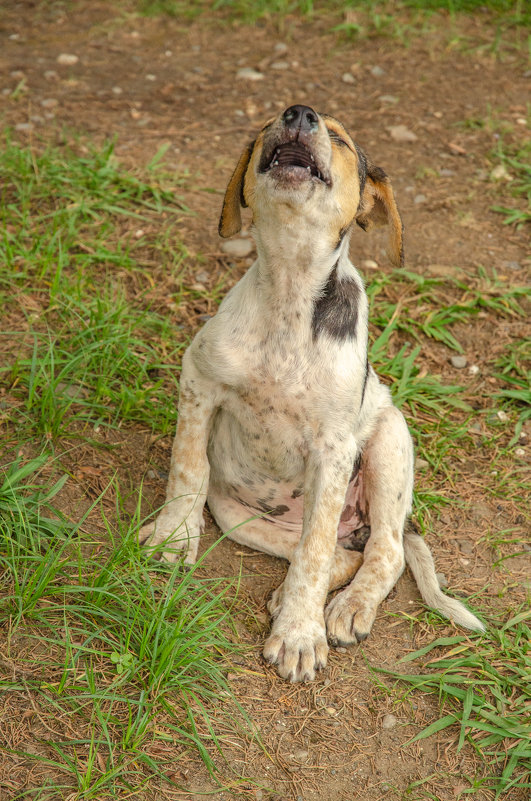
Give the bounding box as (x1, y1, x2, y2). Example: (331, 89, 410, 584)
(324, 589, 378, 646)
(138, 517, 200, 565)
(263, 617, 328, 682)
(267, 582, 284, 619)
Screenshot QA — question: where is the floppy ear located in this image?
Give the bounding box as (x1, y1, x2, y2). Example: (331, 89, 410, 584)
(218, 141, 254, 238)
(356, 163, 404, 267)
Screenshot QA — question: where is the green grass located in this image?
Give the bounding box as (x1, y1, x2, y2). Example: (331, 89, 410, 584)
(0, 134, 253, 794)
(365, 266, 528, 469)
(492, 338, 530, 445)
(491, 138, 531, 229)
(138, 0, 531, 28)
(381, 611, 531, 798)
(0, 455, 248, 798)
(0, 133, 189, 445)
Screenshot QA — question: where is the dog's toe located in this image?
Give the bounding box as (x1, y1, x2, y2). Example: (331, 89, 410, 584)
(325, 590, 377, 646)
(263, 619, 328, 682)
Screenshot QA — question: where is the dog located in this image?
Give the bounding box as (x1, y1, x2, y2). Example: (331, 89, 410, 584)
(140, 104, 484, 682)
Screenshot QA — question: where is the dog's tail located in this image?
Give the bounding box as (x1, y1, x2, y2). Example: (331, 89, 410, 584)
(403, 523, 485, 632)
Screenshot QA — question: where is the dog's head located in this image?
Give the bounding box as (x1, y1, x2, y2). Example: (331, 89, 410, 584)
(219, 104, 403, 267)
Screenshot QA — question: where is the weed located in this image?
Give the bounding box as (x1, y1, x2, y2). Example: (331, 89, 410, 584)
(491, 137, 531, 229)
(0, 134, 190, 443)
(380, 610, 531, 798)
(492, 338, 530, 445)
(0, 457, 249, 796)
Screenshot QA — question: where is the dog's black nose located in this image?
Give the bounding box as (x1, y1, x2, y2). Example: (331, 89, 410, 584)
(282, 105, 319, 132)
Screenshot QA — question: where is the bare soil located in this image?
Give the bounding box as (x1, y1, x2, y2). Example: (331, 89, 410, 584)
(0, 3, 529, 800)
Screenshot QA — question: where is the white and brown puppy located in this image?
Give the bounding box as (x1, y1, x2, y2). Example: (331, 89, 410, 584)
(140, 105, 484, 682)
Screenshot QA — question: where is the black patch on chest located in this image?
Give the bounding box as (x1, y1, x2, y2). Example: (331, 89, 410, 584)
(312, 264, 360, 343)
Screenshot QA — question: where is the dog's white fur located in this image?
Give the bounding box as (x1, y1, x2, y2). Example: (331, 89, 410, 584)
(140, 105, 484, 682)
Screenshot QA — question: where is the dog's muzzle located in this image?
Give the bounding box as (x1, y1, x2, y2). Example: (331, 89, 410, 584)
(258, 105, 331, 186)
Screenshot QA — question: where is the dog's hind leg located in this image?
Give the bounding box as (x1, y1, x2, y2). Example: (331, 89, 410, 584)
(208, 493, 363, 597)
(325, 405, 413, 645)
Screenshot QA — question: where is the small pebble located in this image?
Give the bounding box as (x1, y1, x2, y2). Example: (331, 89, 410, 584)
(469, 364, 479, 375)
(450, 355, 467, 369)
(292, 748, 309, 762)
(388, 124, 418, 143)
(236, 67, 264, 81)
(490, 164, 512, 182)
(57, 53, 79, 65)
(15, 122, 34, 131)
(274, 42, 288, 54)
(382, 713, 397, 730)
(497, 410, 509, 422)
(371, 65, 385, 77)
(379, 94, 398, 103)
(221, 238, 254, 258)
(361, 259, 378, 270)
(416, 458, 429, 470)
(195, 271, 209, 283)
(112, 86, 123, 95)
(414, 194, 427, 204)
(41, 98, 58, 108)
(271, 61, 289, 70)
(146, 469, 157, 479)
(515, 448, 525, 458)
(439, 168, 455, 177)
(325, 706, 337, 716)
(502, 260, 521, 270)
(336, 646, 347, 653)
(342, 72, 355, 84)
(145, 74, 156, 81)
(44, 70, 59, 80)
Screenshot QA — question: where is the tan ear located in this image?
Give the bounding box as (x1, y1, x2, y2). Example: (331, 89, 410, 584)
(356, 164, 404, 267)
(218, 141, 254, 238)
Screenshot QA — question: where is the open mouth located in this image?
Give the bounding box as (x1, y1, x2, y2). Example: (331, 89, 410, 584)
(260, 142, 329, 184)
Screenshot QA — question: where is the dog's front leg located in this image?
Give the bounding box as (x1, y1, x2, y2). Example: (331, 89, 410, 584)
(325, 405, 413, 644)
(139, 349, 220, 565)
(263, 449, 353, 682)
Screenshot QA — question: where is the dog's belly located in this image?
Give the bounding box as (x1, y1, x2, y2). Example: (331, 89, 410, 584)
(225, 475, 368, 536)
(208, 407, 368, 539)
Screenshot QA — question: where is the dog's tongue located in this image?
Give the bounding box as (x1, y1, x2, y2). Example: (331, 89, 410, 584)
(275, 143, 313, 169)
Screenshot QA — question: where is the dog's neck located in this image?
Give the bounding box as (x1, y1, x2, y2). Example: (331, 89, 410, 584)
(252, 219, 353, 306)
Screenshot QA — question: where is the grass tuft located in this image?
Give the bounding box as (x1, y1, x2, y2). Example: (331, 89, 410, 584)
(0, 456, 249, 796)
(380, 612, 531, 798)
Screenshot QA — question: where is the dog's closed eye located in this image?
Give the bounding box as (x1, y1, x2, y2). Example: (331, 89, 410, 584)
(328, 130, 349, 147)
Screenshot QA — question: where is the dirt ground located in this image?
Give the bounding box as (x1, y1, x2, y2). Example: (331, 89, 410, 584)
(1, 2, 529, 800)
